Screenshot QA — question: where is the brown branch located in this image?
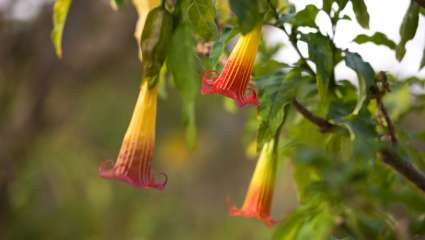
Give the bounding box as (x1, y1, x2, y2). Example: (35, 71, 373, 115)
(415, 0, 425, 8)
(292, 99, 336, 133)
(291, 98, 425, 193)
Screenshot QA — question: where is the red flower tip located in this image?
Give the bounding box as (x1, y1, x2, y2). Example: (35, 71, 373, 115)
(226, 196, 279, 227)
(202, 69, 259, 107)
(99, 160, 167, 190)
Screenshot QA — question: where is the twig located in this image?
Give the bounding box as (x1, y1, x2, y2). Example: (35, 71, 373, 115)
(291, 98, 425, 193)
(292, 99, 335, 133)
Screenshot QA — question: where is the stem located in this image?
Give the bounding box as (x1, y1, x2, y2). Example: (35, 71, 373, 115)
(291, 98, 425, 193)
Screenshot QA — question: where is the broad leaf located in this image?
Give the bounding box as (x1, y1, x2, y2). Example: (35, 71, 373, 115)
(229, 0, 263, 34)
(351, 0, 370, 29)
(353, 32, 396, 49)
(51, 0, 72, 58)
(290, 4, 319, 28)
(344, 52, 375, 115)
(182, 0, 217, 40)
(396, 1, 419, 61)
(167, 24, 198, 149)
(302, 33, 334, 107)
(209, 27, 238, 69)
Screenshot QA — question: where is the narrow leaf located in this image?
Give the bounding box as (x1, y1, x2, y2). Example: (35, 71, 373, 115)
(323, 0, 333, 14)
(302, 33, 334, 107)
(353, 32, 396, 49)
(396, 1, 419, 61)
(167, 24, 198, 148)
(51, 0, 72, 58)
(344, 52, 375, 115)
(351, 0, 370, 29)
(420, 47, 425, 70)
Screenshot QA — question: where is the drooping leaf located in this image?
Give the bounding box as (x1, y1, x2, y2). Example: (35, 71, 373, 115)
(336, 0, 349, 10)
(351, 0, 370, 29)
(132, 0, 160, 62)
(290, 4, 319, 28)
(344, 52, 375, 115)
(141, 6, 174, 79)
(353, 32, 396, 49)
(396, 0, 420, 61)
(167, 24, 198, 149)
(182, 0, 217, 40)
(229, 0, 263, 34)
(301, 33, 334, 107)
(51, 0, 72, 58)
(256, 69, 301, 150)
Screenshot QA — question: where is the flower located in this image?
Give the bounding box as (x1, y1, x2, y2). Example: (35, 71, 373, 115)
(202, 25, 262, 107)
(99, 80, 167, 190)
(228, 139, 278, 226)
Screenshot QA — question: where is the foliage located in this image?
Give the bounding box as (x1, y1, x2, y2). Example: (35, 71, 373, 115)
(45, 0, 425, 238)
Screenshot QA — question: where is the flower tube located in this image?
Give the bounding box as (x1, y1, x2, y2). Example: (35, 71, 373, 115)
(202, 25, 262, 107)
(228, 139, 278, 226)
(99, 80, 166, 190)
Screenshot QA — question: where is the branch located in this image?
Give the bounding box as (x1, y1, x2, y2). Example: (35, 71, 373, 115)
(291, 98, 425, 193)
(292, 99, 336, 133)
(415, 0, 425, 8)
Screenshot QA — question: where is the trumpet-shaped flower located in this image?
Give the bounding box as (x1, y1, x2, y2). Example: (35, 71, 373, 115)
(228, 140, 278, 226)
(202, 26, 262, 107)
(99, 80, 166, 190)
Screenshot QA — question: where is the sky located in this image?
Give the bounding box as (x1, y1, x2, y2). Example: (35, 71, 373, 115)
(267, 0, 425, 80)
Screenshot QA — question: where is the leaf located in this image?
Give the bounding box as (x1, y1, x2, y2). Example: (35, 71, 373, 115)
(323, 0, 333, 14)
(420, 46, 425, 70)
(396, 1, 419, 61)
(141, 7, 174, 78)
(344, 52, 375, 115)
(301, 33, 334, 107)
(353, 32, 396, 49)
(51, 0, 72, 58)
(256, 69, 301, 150)
(290, 4, 319, 28)
(351, 0, 370, 29)
(111, 0, 124, 9)
(229, 0, 263, 34)
(336, 0, 349, 10)
(167, 24, 198, 149)
(182, 0, 217, 40)
(132, 0, 159, 62)
(209, 27, 238, 69)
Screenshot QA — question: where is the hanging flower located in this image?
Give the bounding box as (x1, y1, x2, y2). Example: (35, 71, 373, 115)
(228, 139, 278, 226)
(202, 25, 262, 107)
(99, 80, 167, 190)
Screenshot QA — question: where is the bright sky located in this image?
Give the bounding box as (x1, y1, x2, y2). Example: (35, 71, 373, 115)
(267, 0, 425, 80)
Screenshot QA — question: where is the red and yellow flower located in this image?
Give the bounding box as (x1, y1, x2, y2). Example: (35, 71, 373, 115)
(202, 25, 262, 107)
(99, 80, 166, 190)
(228, 139, 278, 226)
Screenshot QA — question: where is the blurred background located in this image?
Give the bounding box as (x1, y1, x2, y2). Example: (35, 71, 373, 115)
(0, 0, 423, 239)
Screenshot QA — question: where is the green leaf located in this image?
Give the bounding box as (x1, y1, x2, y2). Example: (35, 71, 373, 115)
(344, 52, 375, 115)
(420, 46, 425, 70)
(141, 7, 174, 79)
(290, 4, 319, 28)
(396, 1, 419, 61)
(336, 0, 349, 10)
(167, 24, 198, 149)
(182, 0, 217, 40)
(229, 0, 263, 34)
(351, 0, 370, 29)
(51, 0, 72, 58)
(209, 27, 238, 69)
(323, 0, 333, 14)
(256, 69, 301, 150)
(112, 0, 124, 7)
(301, 33, 334, 107)
(353, 32, 396, 49)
